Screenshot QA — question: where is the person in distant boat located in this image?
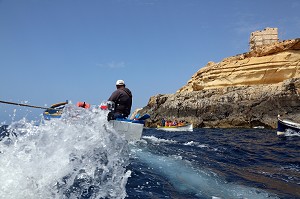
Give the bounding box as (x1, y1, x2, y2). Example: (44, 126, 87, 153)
(166, 120, 172, 127)
(172, 120, 178, 126)
(107, 80, 132, 120)
(161, 118, 166, 126)
(178, 120, 185, 126)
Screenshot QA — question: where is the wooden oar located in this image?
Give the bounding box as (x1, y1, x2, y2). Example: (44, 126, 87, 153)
(0, 100, 58, 110)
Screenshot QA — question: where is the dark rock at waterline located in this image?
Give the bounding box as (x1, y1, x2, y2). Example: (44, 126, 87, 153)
(137, 78, 300, 129)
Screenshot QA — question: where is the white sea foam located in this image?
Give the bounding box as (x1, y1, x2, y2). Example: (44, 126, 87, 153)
(142, 135, 177, 144)
(0, 105, 130, 199)
(133, 149, 279, 199)
(284, 129, 300, 137)
(184, 141, 209, 148)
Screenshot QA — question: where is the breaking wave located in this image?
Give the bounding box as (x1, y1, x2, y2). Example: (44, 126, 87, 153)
(0, 105, 131, 199)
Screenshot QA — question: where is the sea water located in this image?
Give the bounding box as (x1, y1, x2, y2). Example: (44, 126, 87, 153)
(0, 106, 299, 199)
(126, 129, 299, 199)
(0, 105, 130, 199)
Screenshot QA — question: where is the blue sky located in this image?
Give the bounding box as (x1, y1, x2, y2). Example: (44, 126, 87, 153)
(1, 0, 300, 123)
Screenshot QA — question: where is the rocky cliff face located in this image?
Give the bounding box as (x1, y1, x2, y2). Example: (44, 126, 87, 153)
(137, 39, 300, 129)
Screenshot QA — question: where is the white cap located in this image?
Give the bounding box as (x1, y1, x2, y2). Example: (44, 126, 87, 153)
(116, 80, 125, 86)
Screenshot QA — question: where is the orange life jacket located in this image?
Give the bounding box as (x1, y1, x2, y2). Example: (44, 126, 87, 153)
(76, 102, 90, 109)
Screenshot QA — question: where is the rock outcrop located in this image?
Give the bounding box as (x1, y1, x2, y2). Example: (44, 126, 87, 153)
(137, 38, 300, 129)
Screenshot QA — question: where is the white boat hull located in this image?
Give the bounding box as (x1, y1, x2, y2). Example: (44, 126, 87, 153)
(156, 124, 193, 132)
(277, 117, 300, 136)
(110, 120, 144, 141)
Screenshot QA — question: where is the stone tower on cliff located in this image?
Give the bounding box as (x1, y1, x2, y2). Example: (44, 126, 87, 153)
(249, 27, 278, 51)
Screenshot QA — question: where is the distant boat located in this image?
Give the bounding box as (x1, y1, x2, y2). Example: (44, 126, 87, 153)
(43, 101, 68, 120)
(156, 123, 193, 132)
(277, 117, 300, 136)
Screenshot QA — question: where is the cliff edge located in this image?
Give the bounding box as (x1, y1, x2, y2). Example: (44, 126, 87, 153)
(178, 39, 300, 92)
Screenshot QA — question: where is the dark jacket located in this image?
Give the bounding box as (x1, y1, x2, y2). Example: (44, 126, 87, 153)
(108, 87, 132, 117)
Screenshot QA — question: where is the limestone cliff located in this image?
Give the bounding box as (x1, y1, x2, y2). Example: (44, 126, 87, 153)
(178, 39, 300, 92)
(137, 39, 300, 129)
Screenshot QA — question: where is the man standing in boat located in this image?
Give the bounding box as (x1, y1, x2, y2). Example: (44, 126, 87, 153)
(108, 80, 132, 120)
